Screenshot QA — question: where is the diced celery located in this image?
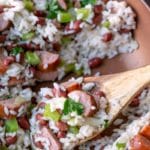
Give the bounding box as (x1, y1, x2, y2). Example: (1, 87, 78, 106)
(57, 12, 72, 23)
(116, 142, 126, 150)
(23, 0, 34, 11)
(76, 8, 91, 20)
(102, 21, 111, 28)
(25, 51, 40, 65)
(69, 126, 79, 134)
(74, 67, 84, 76)
(65, 63, 75, 74)
(61, 37, 71, 45)
(22, 31, 35, 40)
(5, 118, 19, 133)
(44, 104, 61, 122)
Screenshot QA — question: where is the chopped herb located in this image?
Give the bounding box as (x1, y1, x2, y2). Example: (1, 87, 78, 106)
(23, 0, 34, 11)
(22, 31, 35, 40)
(25, 51, 40, 66)
(69, 126, 79, 134)
(44, 104, 61, 121)
(11, 47, 23, 56)
(81, 0, 96, 7)
(103, 119, 109, 129)
(5, 118, 19, 133)
(63, 98, 84, 115)
(116, 142, 126, 150)
(46, 0, 60, 19)
(102, 21, 111, 28)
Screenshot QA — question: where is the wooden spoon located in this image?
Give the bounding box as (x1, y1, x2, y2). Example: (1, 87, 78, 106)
(77, 65, 150, 145)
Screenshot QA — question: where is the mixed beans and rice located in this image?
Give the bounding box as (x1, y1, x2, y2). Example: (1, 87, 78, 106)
(0, 0, 149, 150)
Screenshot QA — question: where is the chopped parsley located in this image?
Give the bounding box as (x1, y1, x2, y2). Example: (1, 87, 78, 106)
(46, 0, 60, 19)
(116, 142, 126, 150)
(11, 47, 23, 56)
(63, 98, 84, 115)
(81, 0, 96, 7)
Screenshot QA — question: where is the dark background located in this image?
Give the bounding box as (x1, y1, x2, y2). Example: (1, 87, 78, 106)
(145, 0, 150, 6)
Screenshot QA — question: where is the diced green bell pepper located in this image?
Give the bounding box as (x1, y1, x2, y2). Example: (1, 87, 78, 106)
(44, 104, 61, 122)
(5, 118, 19, 133)
(102, 21, 111, 28)
(69, 126, 79, 134)
(23, 0, 34, 11)
(22, 31, 35, 40)
(76, 8, 91, 20)
(25, 51, 40, 65)
(57, 12, 72, 23)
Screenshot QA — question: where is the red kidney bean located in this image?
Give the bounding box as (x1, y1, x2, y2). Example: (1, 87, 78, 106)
(36, 17, 46, 26)
(92, 14, 102, 25)
(20, 43, 40, 51)
(0, 35, 6, 43)
(17, 116, 30, 130)
(6, 135, 17, 146)
(5, 43, 16, 51)
(57, 131, 66, 138)
(0, 120, 4, 126)
(129, 98, 140, 107)
(88, 57, 102, 68)
(31, 96, 37, 104)
(102, 33, 113, 42)
(94, 5, 103, 14)
(120, 28, 131, 34)
(29, 66, 36, 76)
(56, 121, 68, 132)
(3, 56, 15, 66)
(52, 42, 61, 51)
(34, 10, 46, 17)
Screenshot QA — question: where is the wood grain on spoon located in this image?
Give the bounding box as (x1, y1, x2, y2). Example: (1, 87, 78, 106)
(77, 65, 150, 145)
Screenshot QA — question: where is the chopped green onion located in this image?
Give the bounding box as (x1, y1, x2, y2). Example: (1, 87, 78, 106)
(63, 98, 84, 115)
(11, 47, 23, 56)
(5, 118, 19, 133)
(23, 0, 34, 11)
(22, 31, 35, 40)
(76, 8, 91, 20)
(116, 142, 126, 150)
(69, 126, 79, 134)
(103, 119, 109, 129)
(57, 12, 72, 23)
(44, 104, 61, 122)
(102, 21, 111, 28)
(25, 51, 40, 65)
(65, 63, 75, 74)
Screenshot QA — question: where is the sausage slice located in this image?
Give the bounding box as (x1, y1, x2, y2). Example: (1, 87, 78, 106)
(0, 97, 29, 119)
(35, 70, 58, 81)
(68, 90, 98, 117)
(130, 134, 150, 150)
(0, 14, 10, 32)
(33, 127, 62, 150)
(36, 51, 60, 71)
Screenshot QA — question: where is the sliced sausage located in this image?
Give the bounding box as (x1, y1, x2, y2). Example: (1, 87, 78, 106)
(58, 0, 67, 10)
(33, 127, 62, 150)
(140, 125, 150, 140)
(0, 14, 11, 32)
(34, 70, 58, 81)
(61, 81, 81, 93)
(130, 134, 150, 150)
(0, 98, 29, 119)
(36, 51, 60, 71)
(68, 90, 98, 117)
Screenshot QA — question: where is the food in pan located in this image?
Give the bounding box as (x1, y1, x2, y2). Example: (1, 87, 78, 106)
(0, 0, 138, 87)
